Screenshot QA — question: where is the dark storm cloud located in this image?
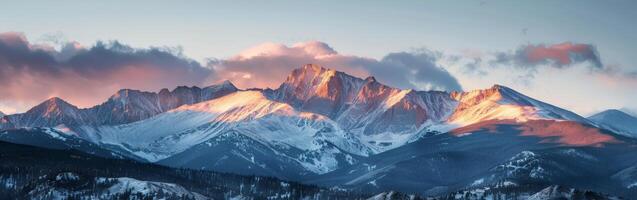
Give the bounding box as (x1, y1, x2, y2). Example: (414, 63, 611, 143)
(0, 32, 214, 109)
(374, 51, 463, 91)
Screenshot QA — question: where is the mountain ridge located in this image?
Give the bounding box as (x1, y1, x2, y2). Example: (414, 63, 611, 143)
(588, 109, 637, 137)
(0, 81, 238, 129)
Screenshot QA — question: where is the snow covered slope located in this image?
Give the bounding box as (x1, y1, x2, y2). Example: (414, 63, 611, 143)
(271, 64, 457, 152)
(25, 172, 209, 200)
(448, 84, 590, 127)
(0, 127, 137, 160)
(588, 109, 637, 138)
(75, 90, 370, 175)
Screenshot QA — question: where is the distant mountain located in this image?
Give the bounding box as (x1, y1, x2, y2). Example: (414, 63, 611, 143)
(0, 81, 237, 129)
(589, 109, 637, 137)
(448, 84, 590, 126)
(1, 64, 634, 198)
(1, 97, 88, 128)
(0, 111, 4, 118)
(88, 80, 238, 125)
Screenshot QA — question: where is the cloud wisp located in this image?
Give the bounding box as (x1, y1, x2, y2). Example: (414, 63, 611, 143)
(494, 42, 602, 69)
(450, 42, 637, 86)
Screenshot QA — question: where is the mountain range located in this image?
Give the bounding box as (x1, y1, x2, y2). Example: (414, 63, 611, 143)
(1, 64, 636, 199)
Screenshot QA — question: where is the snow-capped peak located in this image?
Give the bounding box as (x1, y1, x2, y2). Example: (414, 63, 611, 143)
(448, 84, 589, 126)
(25, 97, 84, 122)
(273, 64, 368, 117)
(35, 97, 79, 116)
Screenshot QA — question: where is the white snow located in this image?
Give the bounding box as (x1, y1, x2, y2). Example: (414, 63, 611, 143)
(97, 177, 207, 199)
(448, 85, 590, 127)
(55, 172, 79, 181)
(66, 91, 369, 174)
(471, 178, 484, 186)
(43, 128, 67, 141)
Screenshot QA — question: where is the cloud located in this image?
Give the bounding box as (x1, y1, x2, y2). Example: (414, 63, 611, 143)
(0, 33, 464, 113)
(210, 41, 463, 92)
(493, 42, 602, 69)
(449, 42, 625, 85)
(0, 32, 215, 111)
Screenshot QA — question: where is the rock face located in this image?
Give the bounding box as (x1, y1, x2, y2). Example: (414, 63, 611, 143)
(271, 64, 457, 152)
(88, 81, 238, 125)
(0, 81, 238, 129)
(0, 97, 88, 129)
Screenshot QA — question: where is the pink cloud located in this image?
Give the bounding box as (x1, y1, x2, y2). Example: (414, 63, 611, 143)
(524, 42, 600, 67)
(211, 41, 462, 92)
(0, 33, 462, 113)
(0, 32, 214, 113)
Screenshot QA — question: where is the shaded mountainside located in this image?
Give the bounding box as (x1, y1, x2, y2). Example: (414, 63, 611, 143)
(589, 109, 637, 138)
(0, 141, 368, 199)
(0, 141, 622, 199)
(0, 127, 144, 161)
(307, 120, 637, 198)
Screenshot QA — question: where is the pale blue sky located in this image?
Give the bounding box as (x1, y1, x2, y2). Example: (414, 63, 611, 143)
(1, 0, 636, 115)
(2, 1, 634, 62)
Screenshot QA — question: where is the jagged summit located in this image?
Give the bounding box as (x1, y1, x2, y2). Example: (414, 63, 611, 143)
(29, 97, 80, 116)
(1, 81, 239, 128)
(448, 84, 589, 126)
(364, 76, 377, 82)
(270, 64, 457, 151)
(90, 81, 239, 125)
(1, 96, 88, 128)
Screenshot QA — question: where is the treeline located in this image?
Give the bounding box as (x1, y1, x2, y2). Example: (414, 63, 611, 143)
(433, 180, 616, 200)
(0, 141, 367, 199)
